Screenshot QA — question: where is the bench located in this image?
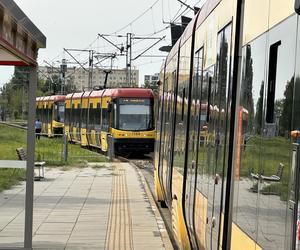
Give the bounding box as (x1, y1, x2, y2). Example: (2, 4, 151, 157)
(16, 147, 45, 180)
(250, 163, 284, 194)
(251, 163, 284, 182)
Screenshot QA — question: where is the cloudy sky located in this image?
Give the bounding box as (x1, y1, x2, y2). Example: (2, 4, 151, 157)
(0, 0, 203, 87)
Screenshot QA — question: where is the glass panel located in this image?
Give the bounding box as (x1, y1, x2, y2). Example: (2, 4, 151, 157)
(58, 102, 65, 123)
(290, 17, 300, 250)
(158, 74, 168, 201)
(258, 15, 297, 250)
(185, 47, 204, 248)
(231, 33, 267, 246)
(154, 72, 164, 189)
(162, 69, 177, 205)
(207, 24, 232, 249)
(195, 66, 215, 249)
(173, 41, 191, 175)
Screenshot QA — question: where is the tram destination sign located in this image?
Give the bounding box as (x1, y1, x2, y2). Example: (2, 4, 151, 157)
(119, 98, 150, 105)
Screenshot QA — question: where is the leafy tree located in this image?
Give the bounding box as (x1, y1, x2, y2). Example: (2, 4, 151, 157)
(241, 45, 254, 131)
(255, 81, 264, 134)
(293, 77, 300, 130)
(279, 77, 294, 135)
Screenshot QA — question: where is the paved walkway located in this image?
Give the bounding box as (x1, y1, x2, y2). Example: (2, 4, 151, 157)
(0, 163, 171, 249)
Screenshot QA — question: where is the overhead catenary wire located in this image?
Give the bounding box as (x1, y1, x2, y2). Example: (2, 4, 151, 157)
(42, 0, 196, 83)
(111, 0, 160, 35)
(135, 58, 164, 67)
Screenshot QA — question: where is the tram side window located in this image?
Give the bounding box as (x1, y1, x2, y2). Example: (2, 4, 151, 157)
(170, 71, 177, 121)
(88, 103, 93, 130)
(181, 87, 185, 121)
(65, 106, 69, 125)
(81, 108, 85, 128)
(95, 103, 101, 130)
(46, 105, 51, 124)
(44, 105, 47, 123)
(71, 104, 75, 127)
(73, 105, 76, 127)
(41, 105, 45, 124)
(46, 105, 50, 123)
(102, 108, 109, 132)
(77, 104, 81, 127)
(194, 48, 206, 125)
(89, 107, 95, 130)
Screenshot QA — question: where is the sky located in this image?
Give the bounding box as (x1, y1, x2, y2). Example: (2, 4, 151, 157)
(0, 0, 203, 88)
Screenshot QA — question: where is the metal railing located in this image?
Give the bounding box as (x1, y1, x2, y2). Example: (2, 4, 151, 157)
(35, 132, 106, 165)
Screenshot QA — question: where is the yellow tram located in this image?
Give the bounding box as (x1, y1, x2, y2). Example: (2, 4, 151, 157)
(36, 95, 65, 136)
(64, 88, 155, 154)
(155, 0, 300, 249)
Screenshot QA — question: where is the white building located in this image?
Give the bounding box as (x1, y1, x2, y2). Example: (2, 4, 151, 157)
(38, 66, 139, 91)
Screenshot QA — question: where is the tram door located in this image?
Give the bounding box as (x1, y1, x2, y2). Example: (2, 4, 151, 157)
(185, 47, 203, 248)
(161, 70, 177, 206)
(208, 24, 232, 249)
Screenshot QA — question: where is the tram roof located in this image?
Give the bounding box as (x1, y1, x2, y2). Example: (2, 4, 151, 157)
(102, 88, 154, 98)
(166, 0, 221, 64)
(72, 92, 85, 100)
(64, 88, 154, 101)
(36, 95, 65, 102)
(195, 0, 221, 30)
(48, 95, 65, 101)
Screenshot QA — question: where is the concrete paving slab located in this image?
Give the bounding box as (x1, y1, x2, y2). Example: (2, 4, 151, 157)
(0, 163, 172, 249)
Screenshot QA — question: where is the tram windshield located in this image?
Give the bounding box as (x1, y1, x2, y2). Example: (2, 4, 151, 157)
(54, 101, 65, 122)
(116, 98, 153, 131)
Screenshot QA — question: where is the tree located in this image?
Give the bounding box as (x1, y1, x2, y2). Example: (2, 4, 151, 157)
(293, 77, 300, 130)
(241, 45, 254, 131)
(279, 77, 294, 135)
(255, 81, 264, 134)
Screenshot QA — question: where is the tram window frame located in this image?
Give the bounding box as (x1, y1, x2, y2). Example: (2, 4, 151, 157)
(296, 0, 300, 14)
(71, 103, 75, 127)
(181, 87, 186, 121)
(93, 102, 100, 131)
(170, 70, 177, 121)
(82, 107, 87, 128)
(101, 106, 109, 132)
(65, 106, 69, 125)
(266, 40, 281, 123)
(77, 103, 81, 127)
(46, 104, 50, 124)
(207, 76, 212, 122)
(87, 103, 93, 130)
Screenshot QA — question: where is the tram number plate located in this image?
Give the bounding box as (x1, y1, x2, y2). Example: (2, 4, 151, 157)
(132, 132, 141, 136)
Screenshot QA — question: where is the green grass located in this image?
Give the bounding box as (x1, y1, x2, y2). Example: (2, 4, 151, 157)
(0, 125, 27, 160)
(180, 134, 291, 201)
(239, 135, 290, 200)
(0, 169, 25, 192)
(0, 124, 106, 191)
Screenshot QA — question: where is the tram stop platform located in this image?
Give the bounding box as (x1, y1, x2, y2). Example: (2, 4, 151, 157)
(0, 163, 172, 249)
